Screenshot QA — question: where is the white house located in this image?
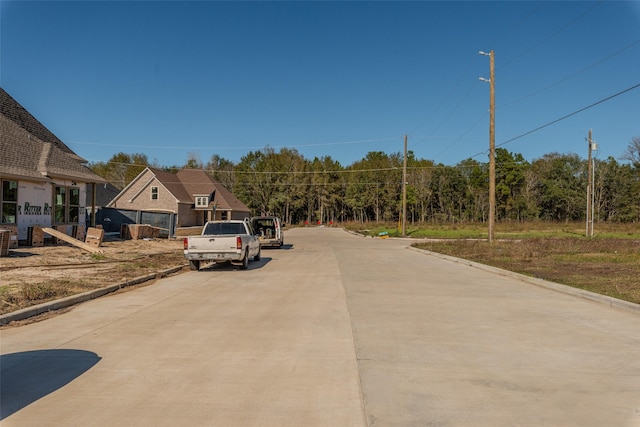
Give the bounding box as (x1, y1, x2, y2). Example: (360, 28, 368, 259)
(0, 87, 106, 244)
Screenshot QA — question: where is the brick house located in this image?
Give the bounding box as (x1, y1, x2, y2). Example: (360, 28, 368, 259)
(0, 87, 106, 245)
(107, 167, 251, 229)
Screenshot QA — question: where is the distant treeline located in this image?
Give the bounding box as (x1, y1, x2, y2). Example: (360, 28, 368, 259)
(90, 138, 640, 225)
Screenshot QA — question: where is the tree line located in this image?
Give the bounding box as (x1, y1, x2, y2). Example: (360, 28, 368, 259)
(90, 137, 640, 226)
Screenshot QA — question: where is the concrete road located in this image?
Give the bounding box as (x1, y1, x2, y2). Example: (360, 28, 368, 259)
(1, 227, 639, 426)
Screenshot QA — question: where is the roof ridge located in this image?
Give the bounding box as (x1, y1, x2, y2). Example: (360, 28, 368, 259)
(0, 87, 84, 161)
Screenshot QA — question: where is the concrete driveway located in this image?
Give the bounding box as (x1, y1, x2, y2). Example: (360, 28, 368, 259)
(1, 227, 639, 426)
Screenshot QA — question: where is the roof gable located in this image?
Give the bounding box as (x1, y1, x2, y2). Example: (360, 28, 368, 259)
(0, 114, 105, 183)
(1, 88, 105, 183)
(107, 167, 250, 213)
(0, 87, 83, 161)
(176, 169, 249, 212)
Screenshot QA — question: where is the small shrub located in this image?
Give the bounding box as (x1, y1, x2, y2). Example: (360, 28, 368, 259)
(21, 283, 57, 301)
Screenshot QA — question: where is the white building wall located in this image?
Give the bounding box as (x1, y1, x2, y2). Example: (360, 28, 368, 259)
(16, 181, 51, 240)
(14, 179, 88, 241)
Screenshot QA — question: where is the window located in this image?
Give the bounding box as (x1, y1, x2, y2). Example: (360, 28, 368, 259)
(54, 186, 66, 223)
(195, 196, 209, 208)
(69, 187, 80, 223)
(1, 180, 18, 224)
(53, 185, 81, 224)
(151, 186, 158, 200)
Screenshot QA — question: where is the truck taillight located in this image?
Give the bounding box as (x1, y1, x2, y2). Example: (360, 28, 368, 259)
(236, 236, 242, 250)
(183, 238, 188, 250)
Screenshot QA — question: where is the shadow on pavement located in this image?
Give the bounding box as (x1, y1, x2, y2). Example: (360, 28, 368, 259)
(0, 349, 101, 420)
(199, 257, 272, 271)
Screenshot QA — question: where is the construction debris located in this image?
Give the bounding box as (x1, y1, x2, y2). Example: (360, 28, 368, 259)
(40, 227, 103, 254)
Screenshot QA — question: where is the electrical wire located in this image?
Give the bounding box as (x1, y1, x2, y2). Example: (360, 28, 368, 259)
(499, 1, 604, 70)
(468, 82, 640, 159)
(72, 136, 399, 152)
(499, 38, 640, 108)
(408, 3, 543, 141)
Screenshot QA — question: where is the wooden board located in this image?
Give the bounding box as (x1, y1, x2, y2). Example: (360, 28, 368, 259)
(85, 227, 104, 248)
(40, 227, 103, 254)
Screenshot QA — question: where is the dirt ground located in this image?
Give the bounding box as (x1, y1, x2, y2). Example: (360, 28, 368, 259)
(0, 237, 187, 316)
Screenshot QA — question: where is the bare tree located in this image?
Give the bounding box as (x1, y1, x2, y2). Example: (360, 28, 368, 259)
(621, 136, 640, 167)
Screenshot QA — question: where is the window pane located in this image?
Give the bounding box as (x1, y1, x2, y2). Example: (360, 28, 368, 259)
(2, 180, 18, 202)
(55, 205, 66, 223)
(69, 206, 79, 223)
(69, 187, 80, 205)
(2, 203, 17, 224)
(55, 187, 66, 205)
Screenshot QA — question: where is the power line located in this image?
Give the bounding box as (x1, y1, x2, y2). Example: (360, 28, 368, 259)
(408, 3, 544, 140)
(469, 82, 640, 159)
(497, 82, 640, 148)
(500, 1, 604, 70)
(499, 38, 640, 108)
(72, 136, 400, 152)
(430, 112, 488, 160)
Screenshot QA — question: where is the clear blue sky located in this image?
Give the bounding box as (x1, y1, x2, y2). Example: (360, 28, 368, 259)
(1, 1, 639, 168)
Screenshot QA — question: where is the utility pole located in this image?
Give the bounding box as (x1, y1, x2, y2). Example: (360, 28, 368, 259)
(402, 134, 408, 237)
(479, 50, 495, 243)
(488, 50, 495, 244)
(586, 129, 595, 237)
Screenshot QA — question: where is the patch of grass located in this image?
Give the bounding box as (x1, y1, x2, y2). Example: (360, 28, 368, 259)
(21, 282, 64, 301)
(118, 263, 141, 272)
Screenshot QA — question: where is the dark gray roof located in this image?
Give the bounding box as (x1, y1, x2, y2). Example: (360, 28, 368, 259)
(86, 182, 121, 207)
(0, 87, 105, 183)
(0, 87, 83, 161)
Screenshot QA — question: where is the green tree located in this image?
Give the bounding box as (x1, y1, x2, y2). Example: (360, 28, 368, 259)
(431, 165, 468, 223)
(458, 158, 487, 222)
(206, 154, 236, 192)
(596, 157, 639, 222)
(534, 153, 585, 222)
(184, 152, 204, 169)
(494, 148, 529, 221)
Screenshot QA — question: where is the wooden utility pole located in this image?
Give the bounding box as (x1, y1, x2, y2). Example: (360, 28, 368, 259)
(586, 129, 594, 237)
(488, 50, 496, 244)
(402, 134, 408, 237)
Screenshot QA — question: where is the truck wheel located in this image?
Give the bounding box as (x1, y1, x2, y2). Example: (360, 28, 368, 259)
(189, 260, 200, 271)
(240, 250, 249, 270)
(254, 247, 261, 262)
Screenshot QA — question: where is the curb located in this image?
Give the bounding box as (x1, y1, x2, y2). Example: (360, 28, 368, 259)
(0, 265, 187, 326)
(407, 246, 640, 315)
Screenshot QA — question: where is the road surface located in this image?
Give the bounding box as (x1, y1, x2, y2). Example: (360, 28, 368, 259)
(2, 227, 639, 426)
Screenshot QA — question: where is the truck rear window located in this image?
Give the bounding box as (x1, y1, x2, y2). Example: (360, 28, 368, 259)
(204, 222, 246, 235)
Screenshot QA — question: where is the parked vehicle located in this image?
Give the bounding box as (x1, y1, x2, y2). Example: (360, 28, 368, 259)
(251, 216, 284, 248)
(183, 219, 260, 271)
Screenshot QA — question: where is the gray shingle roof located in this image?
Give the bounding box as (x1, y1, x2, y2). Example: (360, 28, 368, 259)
(1, 87, 83, 161)
(0, 87, 105, 183)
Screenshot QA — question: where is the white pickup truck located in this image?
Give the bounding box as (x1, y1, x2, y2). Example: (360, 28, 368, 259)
(183, 219, 261, 271)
